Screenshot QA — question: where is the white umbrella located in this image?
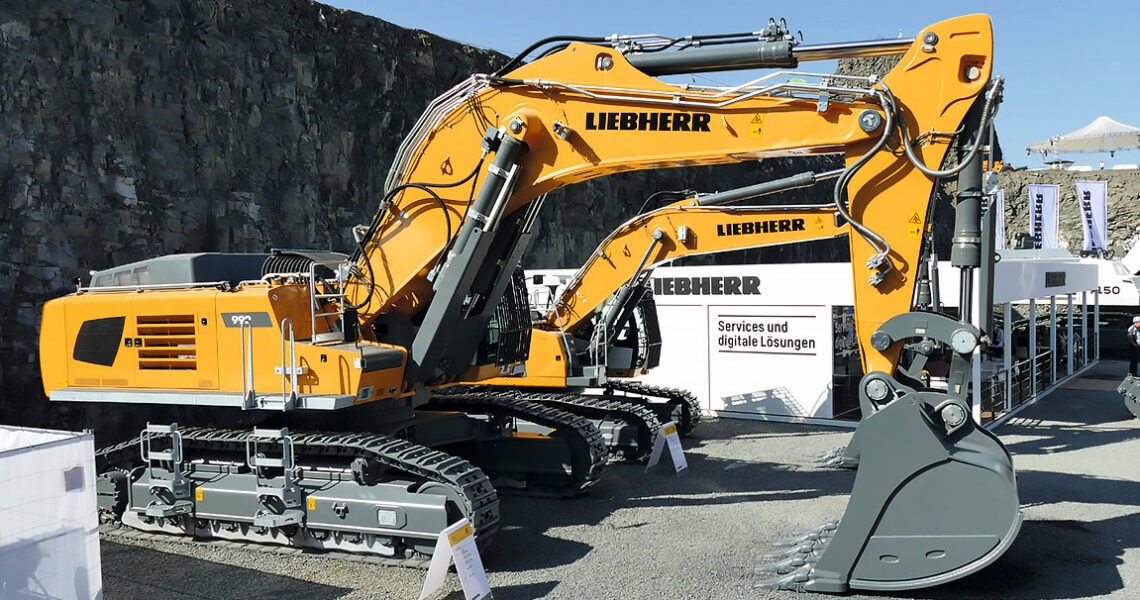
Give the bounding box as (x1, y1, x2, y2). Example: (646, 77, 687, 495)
(1026, 116, 1140, 156)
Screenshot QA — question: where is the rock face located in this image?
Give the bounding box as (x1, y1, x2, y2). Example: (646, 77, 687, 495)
(1, 0, 507, 426)
(2, 1, 1137, 429)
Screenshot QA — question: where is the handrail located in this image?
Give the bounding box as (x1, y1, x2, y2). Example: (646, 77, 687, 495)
(308, 259, 349, 344)
(240, 320, 255, 409)
(279, 319, 298, 410)
(80, 280, 231, 293)
(589, 321, 608, 370)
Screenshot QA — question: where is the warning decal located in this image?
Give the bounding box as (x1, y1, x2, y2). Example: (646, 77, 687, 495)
(749, 114, 764, 138)
(906, 211, 922, 239)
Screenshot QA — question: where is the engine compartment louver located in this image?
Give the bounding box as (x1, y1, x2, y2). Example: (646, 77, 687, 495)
(136, 314, 197, 370)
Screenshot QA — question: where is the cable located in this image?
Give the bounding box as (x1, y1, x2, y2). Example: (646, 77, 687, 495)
(345, 155, 487, 311)
(835, 77, 1003, 284)
(832, 87, 897, 272)
(494, 35, 610, 77)
(636, 189, 696, 215)
(898, 77, 1004, 178)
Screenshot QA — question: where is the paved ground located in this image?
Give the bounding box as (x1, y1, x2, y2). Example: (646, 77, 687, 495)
(101, 360, 1140, 599)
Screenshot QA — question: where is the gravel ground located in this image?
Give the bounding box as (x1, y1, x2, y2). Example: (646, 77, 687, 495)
(101, 360, 1140, 599)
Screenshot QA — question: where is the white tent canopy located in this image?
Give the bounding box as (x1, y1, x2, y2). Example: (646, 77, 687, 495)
(1026, 116, 1140, 156)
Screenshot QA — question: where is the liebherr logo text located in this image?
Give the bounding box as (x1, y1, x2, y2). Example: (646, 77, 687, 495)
(718, 218, 806, 237)
(653, 276, 760, 296)
(584, 112, 712, 132)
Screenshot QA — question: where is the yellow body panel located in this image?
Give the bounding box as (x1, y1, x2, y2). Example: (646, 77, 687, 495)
(846, 16, 992, 373)
(481, 330, 576, 388)
(40, 282, 408, 403)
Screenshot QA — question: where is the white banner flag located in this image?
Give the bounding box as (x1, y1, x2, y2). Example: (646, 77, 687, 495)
(991, 189, 1005, 250)
(1027, 184, 1059, 249)
(1074, 180, 1108, 253)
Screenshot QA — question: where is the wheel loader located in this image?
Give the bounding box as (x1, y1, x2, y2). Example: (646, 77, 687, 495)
(38, 13, 1019, 592)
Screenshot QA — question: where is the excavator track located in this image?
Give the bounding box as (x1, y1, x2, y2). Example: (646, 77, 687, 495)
(94, 426, 498, 565)
(424, 391, 608, 495)
(441, 387, 661, 462)
(597, 380, 703, 437)
(525, 392, 661, 462)
(99, 522, 436, 568)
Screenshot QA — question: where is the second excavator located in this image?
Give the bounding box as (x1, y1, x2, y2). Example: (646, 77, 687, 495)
(38, 13, 1018, 593)
(458, 191, 849, 461)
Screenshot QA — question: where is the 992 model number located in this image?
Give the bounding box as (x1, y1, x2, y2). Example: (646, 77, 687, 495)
(220, 312, 272, 328)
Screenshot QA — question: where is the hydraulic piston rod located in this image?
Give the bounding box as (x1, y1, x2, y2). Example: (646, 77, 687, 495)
(694, 169, 843, 207)
(627, 37, 910, 76)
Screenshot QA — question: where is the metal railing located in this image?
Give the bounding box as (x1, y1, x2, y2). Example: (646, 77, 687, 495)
(308, 260, 349, 344)
(977, 349, 1071, 425)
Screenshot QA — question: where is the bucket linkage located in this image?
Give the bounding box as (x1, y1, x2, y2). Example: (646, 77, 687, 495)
(757, 312, 1022, 593)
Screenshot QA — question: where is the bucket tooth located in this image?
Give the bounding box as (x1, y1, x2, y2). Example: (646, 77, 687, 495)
(755, 552, 814, 576)
(757, 540, 828, 571)
(762, 542, 818, 561)
(794, 385, 1021, 593)
(817, 445, 859, 469)
(816, 446, 842, 463)
(754, 565, 812, 591)
(774, 520, 839, 546)
(759, 525, 835, 574)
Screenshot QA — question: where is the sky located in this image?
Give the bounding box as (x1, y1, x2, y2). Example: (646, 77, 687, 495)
(325, 0, 1140, 170)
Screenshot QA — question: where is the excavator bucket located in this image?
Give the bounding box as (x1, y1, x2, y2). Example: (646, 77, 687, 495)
(1117, 375, 1140, 418)
(758, 381, 1021, 593)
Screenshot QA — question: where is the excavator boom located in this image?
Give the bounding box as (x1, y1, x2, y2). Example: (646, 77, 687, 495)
(546, 202, 847, 335)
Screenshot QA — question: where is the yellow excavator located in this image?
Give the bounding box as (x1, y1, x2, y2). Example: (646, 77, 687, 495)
(454, 196, 849, 460)
(38, 14, 1018, 592)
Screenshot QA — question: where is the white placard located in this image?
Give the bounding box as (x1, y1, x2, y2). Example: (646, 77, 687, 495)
(709, 305, 834, 418)
(419, 518, 492, 600)
(645, 421, 688, 473)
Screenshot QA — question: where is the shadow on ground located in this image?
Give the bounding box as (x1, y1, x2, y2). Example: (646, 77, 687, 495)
(486, 444, 857, 573)
(101, 540, 353, 599)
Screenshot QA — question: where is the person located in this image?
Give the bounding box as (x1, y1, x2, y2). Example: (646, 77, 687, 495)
(989, 323, 1004, 357)
(1128, 316, 1140, 376)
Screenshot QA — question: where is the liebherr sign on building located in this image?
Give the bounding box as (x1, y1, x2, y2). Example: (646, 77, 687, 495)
(638, 263, 853, 423)
(530, 254, 1097, 425)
